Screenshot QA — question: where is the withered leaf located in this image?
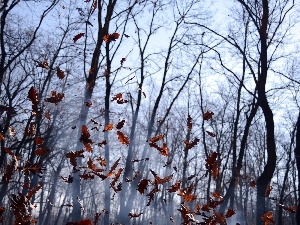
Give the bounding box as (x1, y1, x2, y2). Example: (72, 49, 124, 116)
(45, 112, 51, 120)
(80, 125, 93, 152)
(116, 131, 129, 145)
(206, 130, 216, 137)
(56, 67, 65, 79)
(187, 115, 192, 130)
(149, 134, 164, 143)
(137, 179, 149, 194)
(44, 91, 64, 105)
(279, 204, 296, 213)
(265, 185, 272, 197)
(261, 211, 275, 225)
(128, 212, 143, 219)
(111, 93, 128, 104)
(116, 120, 125, 129)
(184, 138, 200, 151)
(203, 111, 214, 120)
(103, 123, 113, 131)
(34, 148, 49, 156)
(103, 33, 120, 43)
(26, 183, 43, 200)
(60, 175, 73, 183)
(225, 208, 236, 218)
(73, 33, 85, 43)
(150, 170, 173, 185)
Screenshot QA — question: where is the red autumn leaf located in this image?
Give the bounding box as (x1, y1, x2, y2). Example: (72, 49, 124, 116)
(149, 134, 164, 143)
(44, 91, 64, 105)
(116, 120, 125, 129)
(137, 179, 149, 194)
(103, 123, 113, 131)
(150, 169, 173, 185)
(261, 211, 275, 225)
(187, 115, 192, 130)
(206, 130, 216, 137)
(205, 152, 218, 170)
(0, 133, 4, 141)
(120, 57, 126, 65)
(128, 212, 143, 218)
(66, 150, 85, 169)
(103, 33, 120, 43)
(73, 33, 85, 43)
(96, 156, 106, 167)
(92, 0, 97, 11)
(214, 211, 226, 224)
(203, 111, 214, 120)
(87, 158, 103, 172)
(195, 204, 201, 215)
(116, 131, 129, 145)
(56, 67, 65, 79)
(225, 208, 236, 218)
(80, 125, 93, 152)
(25, 122, 36, 136)
(110, 168, 123, 187)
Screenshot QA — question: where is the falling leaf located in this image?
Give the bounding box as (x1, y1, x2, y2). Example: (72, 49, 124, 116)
(9, 126, 16, 136)
(34, 148, 49, 156)
(149, 134, 164, 143)
(44, 91, 64, 105)
(184, 138, 200, 151)
(116, 120, 125, 129)
(137, 179, 149, 194)
(124, 34, 130, 38)
(250, 179, 256, 187)
(103, 123, 113, 131)
(225, 208, 236, 218)
(150, 170, 173, 185)
(57, 67, 65, 79)
(120, 58, 126, 65)
(80, 125, 93, 152)
(0, 133, 4, 141)
(212, 191, 223, 199)
(206, 130, 216, 137)
(279, 204, 296, 213)
(203, 111, 214, 120)
(103, 33, 120, 43)
(35, 59, 50, 69)
(116, 131, 129, 145)
(261, 211, 275, 225)
(73, 33, 85, 43)
(187, 115, 192, 130)
(128, 212, 143, 219)
(34, 137, 44, 146)
(265, 185, 272, 197)
(85, 102, 92, 107)
(45, 112, 51, 120)
(111, 93, 128, 104)
(167, 180, 181, 192)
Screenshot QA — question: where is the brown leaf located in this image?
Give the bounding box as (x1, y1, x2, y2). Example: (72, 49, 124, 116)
(120, 57, 126, 65)
(203, 111, 214, 120)
(34, 148, 49, 156)
(111, 93, 128, 104)
(261, 211, 275, 225)
(212, 191, 223, 199)
(184, 138, 200, 151)
(128, 212, 143, 219)
(116, 120, 125, 129)
(279, 204, 296, 213)
(137, 179, 149, 194)
(0, 133, 4, 141)
(73, 33, 85, 43)
(44, 91, 64, 105)
(103, 123, 113, 131)
(45, 112, 51, 120)
(149, 134, 164, 143)
(150, 170, 173, 185)
(167, 180, 181, 193)
(250, 179, 256, 187)
(56, 67, 65, 79)
(206, 130, 216, 137)
(187, 115, 192, 130)
(265, 185, 272, 197)
(225, 208, 236, 218)
(116, 131, 129, 145)
(103, 33, 120, 43)
(34, 137, 44, 146)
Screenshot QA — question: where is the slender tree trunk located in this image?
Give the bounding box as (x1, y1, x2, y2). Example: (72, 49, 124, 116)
(294, 111, 300, 225)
